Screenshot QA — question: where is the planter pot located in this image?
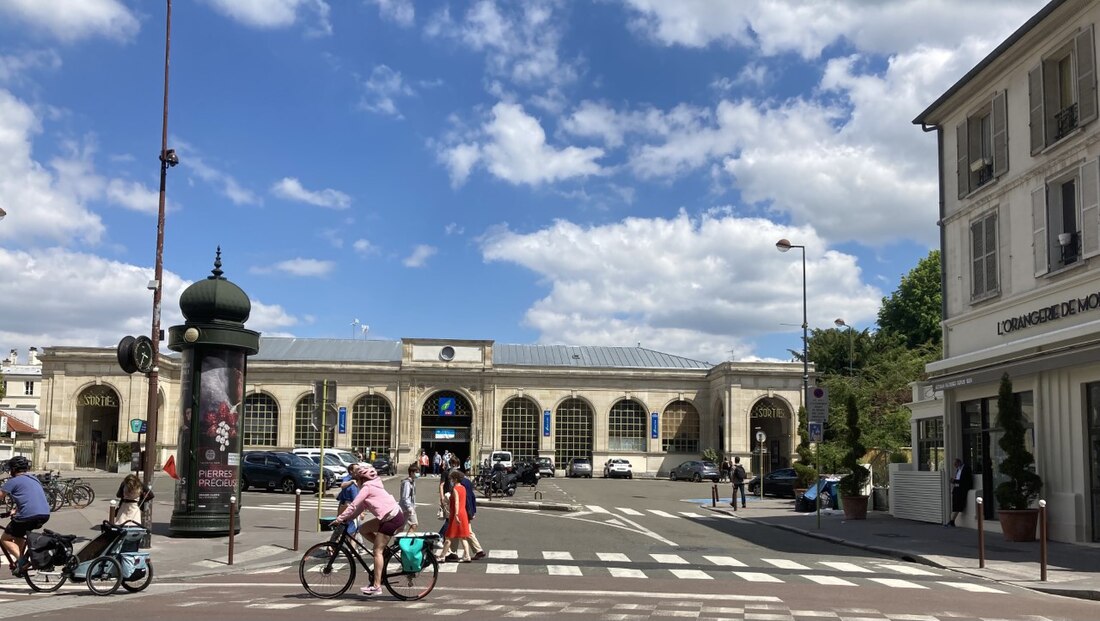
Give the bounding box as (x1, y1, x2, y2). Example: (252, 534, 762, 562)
(841, 495, 869, 520)
(998, 509, 1039, 542)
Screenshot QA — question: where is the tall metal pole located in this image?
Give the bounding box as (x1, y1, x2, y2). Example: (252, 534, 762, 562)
(799, 249, 819, 529)
(143, 0, 173, 527)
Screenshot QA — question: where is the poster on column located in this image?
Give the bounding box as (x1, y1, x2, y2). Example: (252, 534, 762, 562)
(174, 349, 194, 513)
(195, 350, 245, 513)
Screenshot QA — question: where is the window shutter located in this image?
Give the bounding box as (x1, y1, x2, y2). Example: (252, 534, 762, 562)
(956, 121, 969, 198)
(1077, 25, 1097, 126)
(1033, 186, 1049, 277)
(971, 219, 985, 297)
(1029, 65, 1044, 154)
(1081, 159, 1100, 258)
(985, 213, 998, 292)
(992, 91, 1008, 177)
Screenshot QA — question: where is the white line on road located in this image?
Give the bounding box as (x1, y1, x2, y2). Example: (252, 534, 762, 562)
(485, 563, 519, 574)
(703, 555, 747, 567)
(490, 549, 518, 559)
(936, 581, 1006, 593)
(877, 563, 938, 576)
(647, 509, 680, 518)
(669, 569, 713, 580)
(868, 578, 928, 589)
(617, 507, 643, 515)
(804, 574, 857, 586)
(819, 561, 872, 573)
(762, 558, 810, 570)
(587, 505, 611, 513)
(597, 552, 631, 562)
(679, 512, 710, 518)
(543, 551, 574, 560)
(608, 567, 648, 578)
(733, 571, 784, 583)
(547, 564, 583, 576)
(650, 553, 688, 564)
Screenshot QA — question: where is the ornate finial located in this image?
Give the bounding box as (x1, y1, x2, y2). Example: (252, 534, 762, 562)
(210, 246, 224, 279)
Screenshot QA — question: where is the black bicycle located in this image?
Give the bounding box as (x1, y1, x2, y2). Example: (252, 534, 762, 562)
(298, 522, 440, 601)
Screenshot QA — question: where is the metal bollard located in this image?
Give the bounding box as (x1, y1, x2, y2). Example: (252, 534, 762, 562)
(109, 500, 118, 524)
(975, 496, 985, 569)
(711, 484, 718, 507)
(228, 495, 237, 566)
(1039, 499, 1048, 581)
(294, 489, 302, 552)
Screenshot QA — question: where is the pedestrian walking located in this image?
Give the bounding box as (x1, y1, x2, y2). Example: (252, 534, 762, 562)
(432, 451, 441, 476)
(945, 457, 973, 527)
(719, 457, 732, 483)
(731, 457, 747, 510)
(419, 450, 430, 472)
(437, 470, 473, 563)
(113, 473, 154, 525)
(400, 464, 419, 533)
(459, 469, 487, 560)
(463, 456, 472, 472)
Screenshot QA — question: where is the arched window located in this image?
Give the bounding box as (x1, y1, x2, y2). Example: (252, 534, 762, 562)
(662, 400, 700, 453)
(352, 395, 392, 457)
(608, 399, 647, 452)
(294, 394, 334, 448)
(501, 397, 540, 461)
(555, 398, 593, 466)
(243, 393, 278, 447)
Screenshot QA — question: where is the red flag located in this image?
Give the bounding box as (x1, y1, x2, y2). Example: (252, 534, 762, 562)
(163, 455, 178, 480)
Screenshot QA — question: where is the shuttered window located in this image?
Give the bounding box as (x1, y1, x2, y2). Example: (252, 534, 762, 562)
(1029, 24, 1098, 153)
(956, 91, 1008, 198)
(970, 211, 999, 300)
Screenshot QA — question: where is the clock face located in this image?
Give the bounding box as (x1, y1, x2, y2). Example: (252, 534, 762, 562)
(133, 336, 155, 373)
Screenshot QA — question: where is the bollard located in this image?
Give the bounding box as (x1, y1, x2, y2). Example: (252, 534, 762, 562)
(228, 495, 237, 566)
(1039, 499, 1048, 581)
(711, 484, 718, 507)
(293, 489, 302, 552)
(109, 500, 118, 524)
(975, 496, 985, 569)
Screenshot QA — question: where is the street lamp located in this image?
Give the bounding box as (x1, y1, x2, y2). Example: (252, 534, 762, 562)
(834, 318, 854, 376)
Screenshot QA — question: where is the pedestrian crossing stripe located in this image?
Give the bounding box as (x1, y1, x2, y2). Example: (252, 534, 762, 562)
(868, 578, 927, 589)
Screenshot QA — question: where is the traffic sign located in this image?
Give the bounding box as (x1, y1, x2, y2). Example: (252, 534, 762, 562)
(312, 402, 339, 431)
(808, 421, 823, 442)
(338, 406, 347, 434)
(808, 386, 829, 424)
(755, 430, 767, 444)
(130, 419, 147, 434)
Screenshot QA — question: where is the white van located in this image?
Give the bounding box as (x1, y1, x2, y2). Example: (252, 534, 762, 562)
(293, 448, 359, 469)
(490, 450, 513, 470)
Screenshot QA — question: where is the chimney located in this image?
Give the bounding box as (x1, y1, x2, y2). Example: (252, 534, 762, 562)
(28, 347, 39, 366)
(7, 349, 16, 365)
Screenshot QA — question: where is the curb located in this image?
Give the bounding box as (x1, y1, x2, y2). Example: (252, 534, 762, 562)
(479, 499, 581, 512)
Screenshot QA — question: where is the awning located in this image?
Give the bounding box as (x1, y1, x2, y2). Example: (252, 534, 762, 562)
(0, 412, 37, 434)
(929, 341, 1100, 392)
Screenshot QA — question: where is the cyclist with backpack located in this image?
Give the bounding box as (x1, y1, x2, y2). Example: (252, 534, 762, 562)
(0, 456, 50, 575)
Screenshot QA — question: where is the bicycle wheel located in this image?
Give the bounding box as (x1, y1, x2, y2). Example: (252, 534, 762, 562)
(382, 545, 438, 601)
(299, 542, 355, 599)
(24, 562, 69, 593)
(122, 559, 154, 592)
(71, 485, 95, 508)
(46, 488, 64, 512)
(86, 556, 122, 596)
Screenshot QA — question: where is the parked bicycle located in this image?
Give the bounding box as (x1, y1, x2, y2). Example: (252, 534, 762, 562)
(36, 471, 95, 511)
(299, 520, 440, 600)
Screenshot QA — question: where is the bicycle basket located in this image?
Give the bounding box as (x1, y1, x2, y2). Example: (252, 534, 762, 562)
(396, 537, 425, 573)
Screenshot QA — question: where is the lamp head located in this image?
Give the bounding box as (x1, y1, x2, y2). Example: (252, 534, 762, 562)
(834, 318, 846, 328)
(162, 148, 179, 167)
(775, 239, 793, 253)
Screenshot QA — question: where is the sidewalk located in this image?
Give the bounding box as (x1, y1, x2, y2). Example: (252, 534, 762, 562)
(704, 495, 1100, 601)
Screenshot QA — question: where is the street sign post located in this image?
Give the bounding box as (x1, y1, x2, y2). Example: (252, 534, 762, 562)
(338, 406, 347, 434)
(808, 421, 823, 443)
(130, 419, 148, 434)
(808, 386, 829, 424)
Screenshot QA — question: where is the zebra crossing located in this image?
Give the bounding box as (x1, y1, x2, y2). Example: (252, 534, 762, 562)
(577, 505, 736, 520)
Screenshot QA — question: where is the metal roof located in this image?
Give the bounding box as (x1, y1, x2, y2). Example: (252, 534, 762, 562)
(251, 337, 711, 369)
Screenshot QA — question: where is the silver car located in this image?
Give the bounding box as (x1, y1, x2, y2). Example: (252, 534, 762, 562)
(669, 460, 720, 482)
(566, 457, 593, 478)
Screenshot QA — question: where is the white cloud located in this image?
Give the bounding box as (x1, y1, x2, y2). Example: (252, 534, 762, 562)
(444, 223, 464, 236)
(440, 102, 604, 186)
(368, 0, 415, 27)
(480, 211, 881, 362)
(253, 258, 336, 277)
(0, 50, 61, 83)
(105, 178, 159, 214)
(271, 177, 351, 209)
(360, 64, 414, 117)
(201, 0, 332, 35)
(403, 244, 437, 267)
(0, 0, 139, 43)
(175, 141, 260, 206)
(353, 239, 378, 255)
(734, 63, 768, 87)
(561, 100, 708, 150)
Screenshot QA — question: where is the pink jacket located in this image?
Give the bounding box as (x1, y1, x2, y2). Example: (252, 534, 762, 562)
(337, 480, 399, 523)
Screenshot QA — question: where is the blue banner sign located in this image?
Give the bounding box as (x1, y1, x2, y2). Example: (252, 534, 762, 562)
(651, 412, 659, 439)
(439, 396, 455, 416)
(338, 406, 347, 434)
(543, 410, 551, 437)
(435, 428, 456, 440)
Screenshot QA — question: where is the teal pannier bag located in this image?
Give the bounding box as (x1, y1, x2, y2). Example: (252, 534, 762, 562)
(397, 537, 425, 573)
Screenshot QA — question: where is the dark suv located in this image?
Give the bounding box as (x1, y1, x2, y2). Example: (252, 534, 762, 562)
(241, 451, 320, 494)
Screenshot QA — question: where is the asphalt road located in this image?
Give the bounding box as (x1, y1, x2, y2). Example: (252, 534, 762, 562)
(4, 475, 1098, 620)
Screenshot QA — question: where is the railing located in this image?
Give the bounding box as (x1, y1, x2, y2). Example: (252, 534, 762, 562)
(1055, 103, 1079, 140)
(975, 163, 994, 187)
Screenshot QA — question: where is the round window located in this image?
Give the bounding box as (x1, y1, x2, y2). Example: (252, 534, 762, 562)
(440, 346, 455, 361)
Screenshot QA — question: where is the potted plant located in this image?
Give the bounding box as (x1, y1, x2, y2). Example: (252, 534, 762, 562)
(994, 373, 1042, 541)
(838, 393, 869, 519)
(793, 463, 817, 497)
(793, 406, 817, 496)
(115, 442, 132, 473)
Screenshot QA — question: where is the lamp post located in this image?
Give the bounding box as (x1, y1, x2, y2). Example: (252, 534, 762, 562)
(777, 238, 817, 527)
(834, 318, 854, 376)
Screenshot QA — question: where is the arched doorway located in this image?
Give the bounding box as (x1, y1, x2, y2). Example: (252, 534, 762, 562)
(421, 390, 473, 466)
(609, 399, 647, 452)
(501, 397, 540, 462)
(242, 392, 279, 448)
(662, 400, 700, 454)
(75, 385, 121, 469)
(352, 394, 393, 461)
(750, 397, 793, 471)
(555, 398, 593, 467)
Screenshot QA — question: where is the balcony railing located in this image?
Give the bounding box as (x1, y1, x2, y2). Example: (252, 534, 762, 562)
(1055, 103, 1079, 140)
(1059, 230, 1080, 266)
(975, 163, 994, 187)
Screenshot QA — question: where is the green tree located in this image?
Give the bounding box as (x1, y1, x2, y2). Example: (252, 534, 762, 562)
(838, 393, 869, 497)
(877, 250, 942, 350)
(994, 374, 1042, 509)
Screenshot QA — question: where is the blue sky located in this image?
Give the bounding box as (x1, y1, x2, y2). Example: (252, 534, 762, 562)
(0, 0, 1047, 364)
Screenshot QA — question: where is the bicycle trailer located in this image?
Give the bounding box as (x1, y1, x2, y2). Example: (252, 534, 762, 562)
(72, 522, 150, 583)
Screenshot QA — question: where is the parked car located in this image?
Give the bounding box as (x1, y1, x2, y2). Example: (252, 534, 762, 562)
(293, 448, 360, 469)
(669, 460, 720, 482)
(241, 451, 320, 493)
(604, 458, 633, 479)
(490, 450, 514, 471)
(536, 456, 555, 478)
(306, 453, 347, 482)
(747, 467, 798, 497)
(566, 457, 593, 478)
(372, 455, 397, 476)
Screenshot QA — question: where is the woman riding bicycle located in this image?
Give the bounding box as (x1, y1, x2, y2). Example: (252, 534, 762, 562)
(332, 463, 406, 597)
(0, 456, 51, 575)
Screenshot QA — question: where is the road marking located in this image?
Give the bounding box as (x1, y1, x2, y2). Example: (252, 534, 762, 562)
(587, 505, 611, 513)
(543, 551, 573, 560)
(819, 561, 872, 573)
(597, 552, 631, 562)
(650, 554, 688, 564)
(245, 603, 304, 609)
(877, 563, 938, 576)
(703, 555, 747, 567)
(669, 569, 712, 580)
(679, 511, 710, 519)
(762, 558, 809, 570)
(868, 578, 928, 589)
(438, 563, 459, 573)
(490, 549, 518, 559)
(804, 575, 857, 586)
(733, 571, 783, 583)
(247, 565, 292, 574)
(617, 507, 643, 516)
(936, 581, 1006, 593)
(547, 564, 583, 576)
(608, 567, 647, 579)
(485, 563, 519, 574)
(647, 509, 680, 518)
